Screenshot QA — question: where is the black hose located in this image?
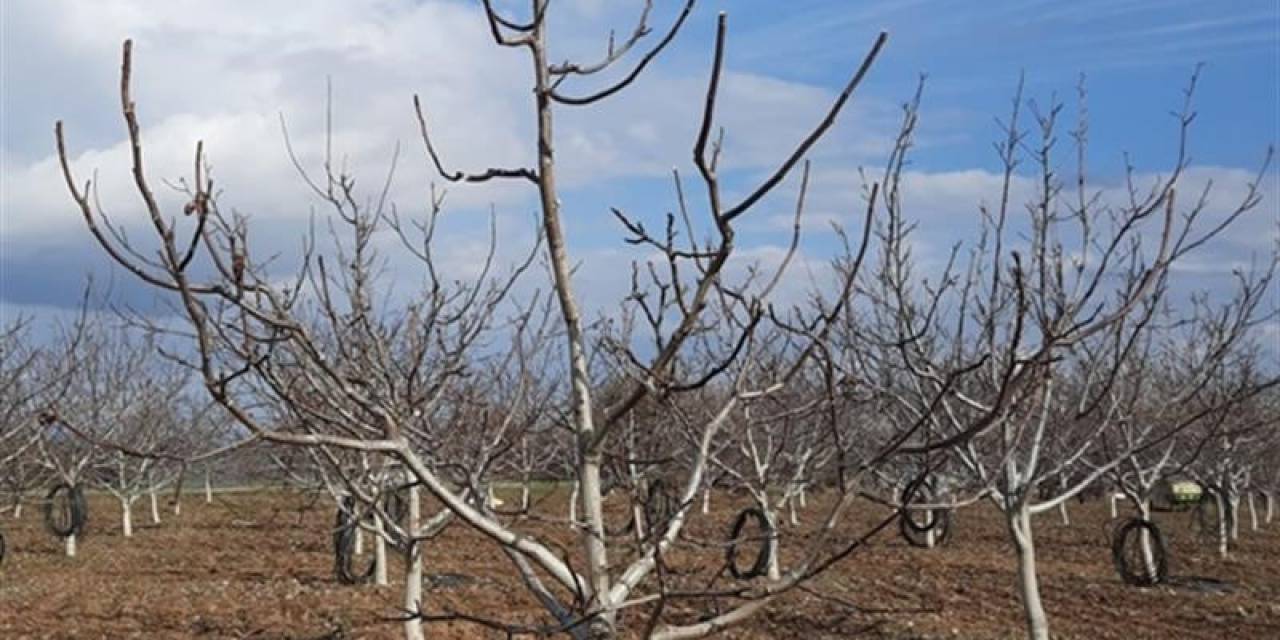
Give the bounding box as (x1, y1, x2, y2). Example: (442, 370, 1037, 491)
(1111, 518, 1167, 586)
(726, 508, 773, 580)
(900, 508, 952, 548)
(899, 481, 942, 534)
(44, 484, 87, 539)
(333, 496, 376, 585)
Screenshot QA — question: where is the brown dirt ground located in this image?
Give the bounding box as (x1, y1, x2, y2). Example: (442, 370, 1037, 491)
(0, 488, 1276, 639)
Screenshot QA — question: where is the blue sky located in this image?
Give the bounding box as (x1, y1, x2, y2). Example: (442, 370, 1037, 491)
(1, 0, 1277, 329)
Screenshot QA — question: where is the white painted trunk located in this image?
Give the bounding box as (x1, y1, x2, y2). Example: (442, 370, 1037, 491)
(1229, 495, 1240, 541)
(403, 484, 425, 640)
(1215, 491, 1229, 558)
(787, 497, 798, 527)
(204, 471, 213, 503)
(630, 499, 647, 541)
(1058, 501, 1070, 526)
(701, 485, 711, 515)
(173, 498, 182, 517)
(1248, 493, 1258, 531)
(924, 510, 937, 549)
(1266, 493, 1275, 524)
(374, 515, 389, 586)
(521, 479, 530, 513)
(568, 480, 579, 527)
(149, 490, 161, 525)
(1137, 500, 1156, 578)
(12, 501, 22, 519)
(121, 498, 134, 538)
(1109, 493, 1122, 519)
(354, 525, 365, 556)
(1009, 508, 1049, 640)
(766, 506, 781, 580)
(65, 533, 77, 557)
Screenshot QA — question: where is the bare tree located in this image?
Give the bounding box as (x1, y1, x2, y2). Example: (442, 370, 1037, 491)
(855, 74, 1275, 640)
(53, 1, 913, 636)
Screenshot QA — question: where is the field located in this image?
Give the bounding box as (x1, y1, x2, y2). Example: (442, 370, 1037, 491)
(1, 489, 1277, 639)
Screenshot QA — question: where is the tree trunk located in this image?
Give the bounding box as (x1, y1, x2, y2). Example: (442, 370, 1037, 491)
(1058, 501, 1070, 526)
(1228, 493, 1240, 541)
(403, 484, 425, 640)
(701, 485, 711, 515)
(1248, 492, 1258, 531)
(65, 533, 77, 557)
(1266, 492, 1275, 524)
(1137, 500, 1156, 578)
(374, 515, 389, 586)
(521, 475, 531, 513)
(355, 525, 365, 556)
(173, 499, 182, 517)
(12, 500, 22, 519)
(1109, 493, 1121, 519)
(121, 497, 134, 538)
(568, 480, 579, 527)
(798, 485, 807, 509)
(204, 469, 213, 503)
(149, 488, 161, 525)
(924, 510, 937, 549)
(1214, 490, 1229, 558)
(1009, 507, 1049, 640)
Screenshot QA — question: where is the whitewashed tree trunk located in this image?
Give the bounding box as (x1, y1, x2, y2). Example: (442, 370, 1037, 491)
(787, 496, 798, 527)
(403, 484, 425, 640)
(1229, 494, 1240, 541)
(631, 500, 647, 540)
(924, 510, 937, 549)
(1248, 492, 1258, 531)
(763, 500, 781, 580)
(12, 501, 22, 519)
(65, 533, 77, 557)
(172, 499, 182, 517)
(354, 525, 365, 556)
(373, 514, 389, 586)
(204, 469, 213, 503)
(121, 497, 134, 538)
(568, 480, 579, 527)
(701, 485, 711, 515)
(1109, 493, 1122, 519)
(798, 485, 807, 509)
(1058, 501, 1070, 526)
(1214, 491, 1229, 558)
(1009, 507, 1049, 640)
(149, 489, 161, 525)
(1266, 492, 1275, 524)
(520, 477, 530, 513)
(1137, 500, 1156, 578)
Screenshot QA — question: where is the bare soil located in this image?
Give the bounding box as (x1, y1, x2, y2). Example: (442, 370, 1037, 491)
(0, 488, 1276, 639)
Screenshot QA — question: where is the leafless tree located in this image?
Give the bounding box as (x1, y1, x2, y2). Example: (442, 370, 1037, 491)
(54, 1, 909, 636)
(854, 74, 1275, 640)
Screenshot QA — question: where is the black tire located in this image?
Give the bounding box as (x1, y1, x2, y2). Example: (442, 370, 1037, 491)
(333, 496, 376, 585)
(44, 484, 87, 539)
(900, 508, 952, 548)
(1111, 518, 1167, 586)
(726, 508, 773, 580)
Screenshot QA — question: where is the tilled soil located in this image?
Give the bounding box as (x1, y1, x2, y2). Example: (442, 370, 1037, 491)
(0, 489, 1276, 639)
